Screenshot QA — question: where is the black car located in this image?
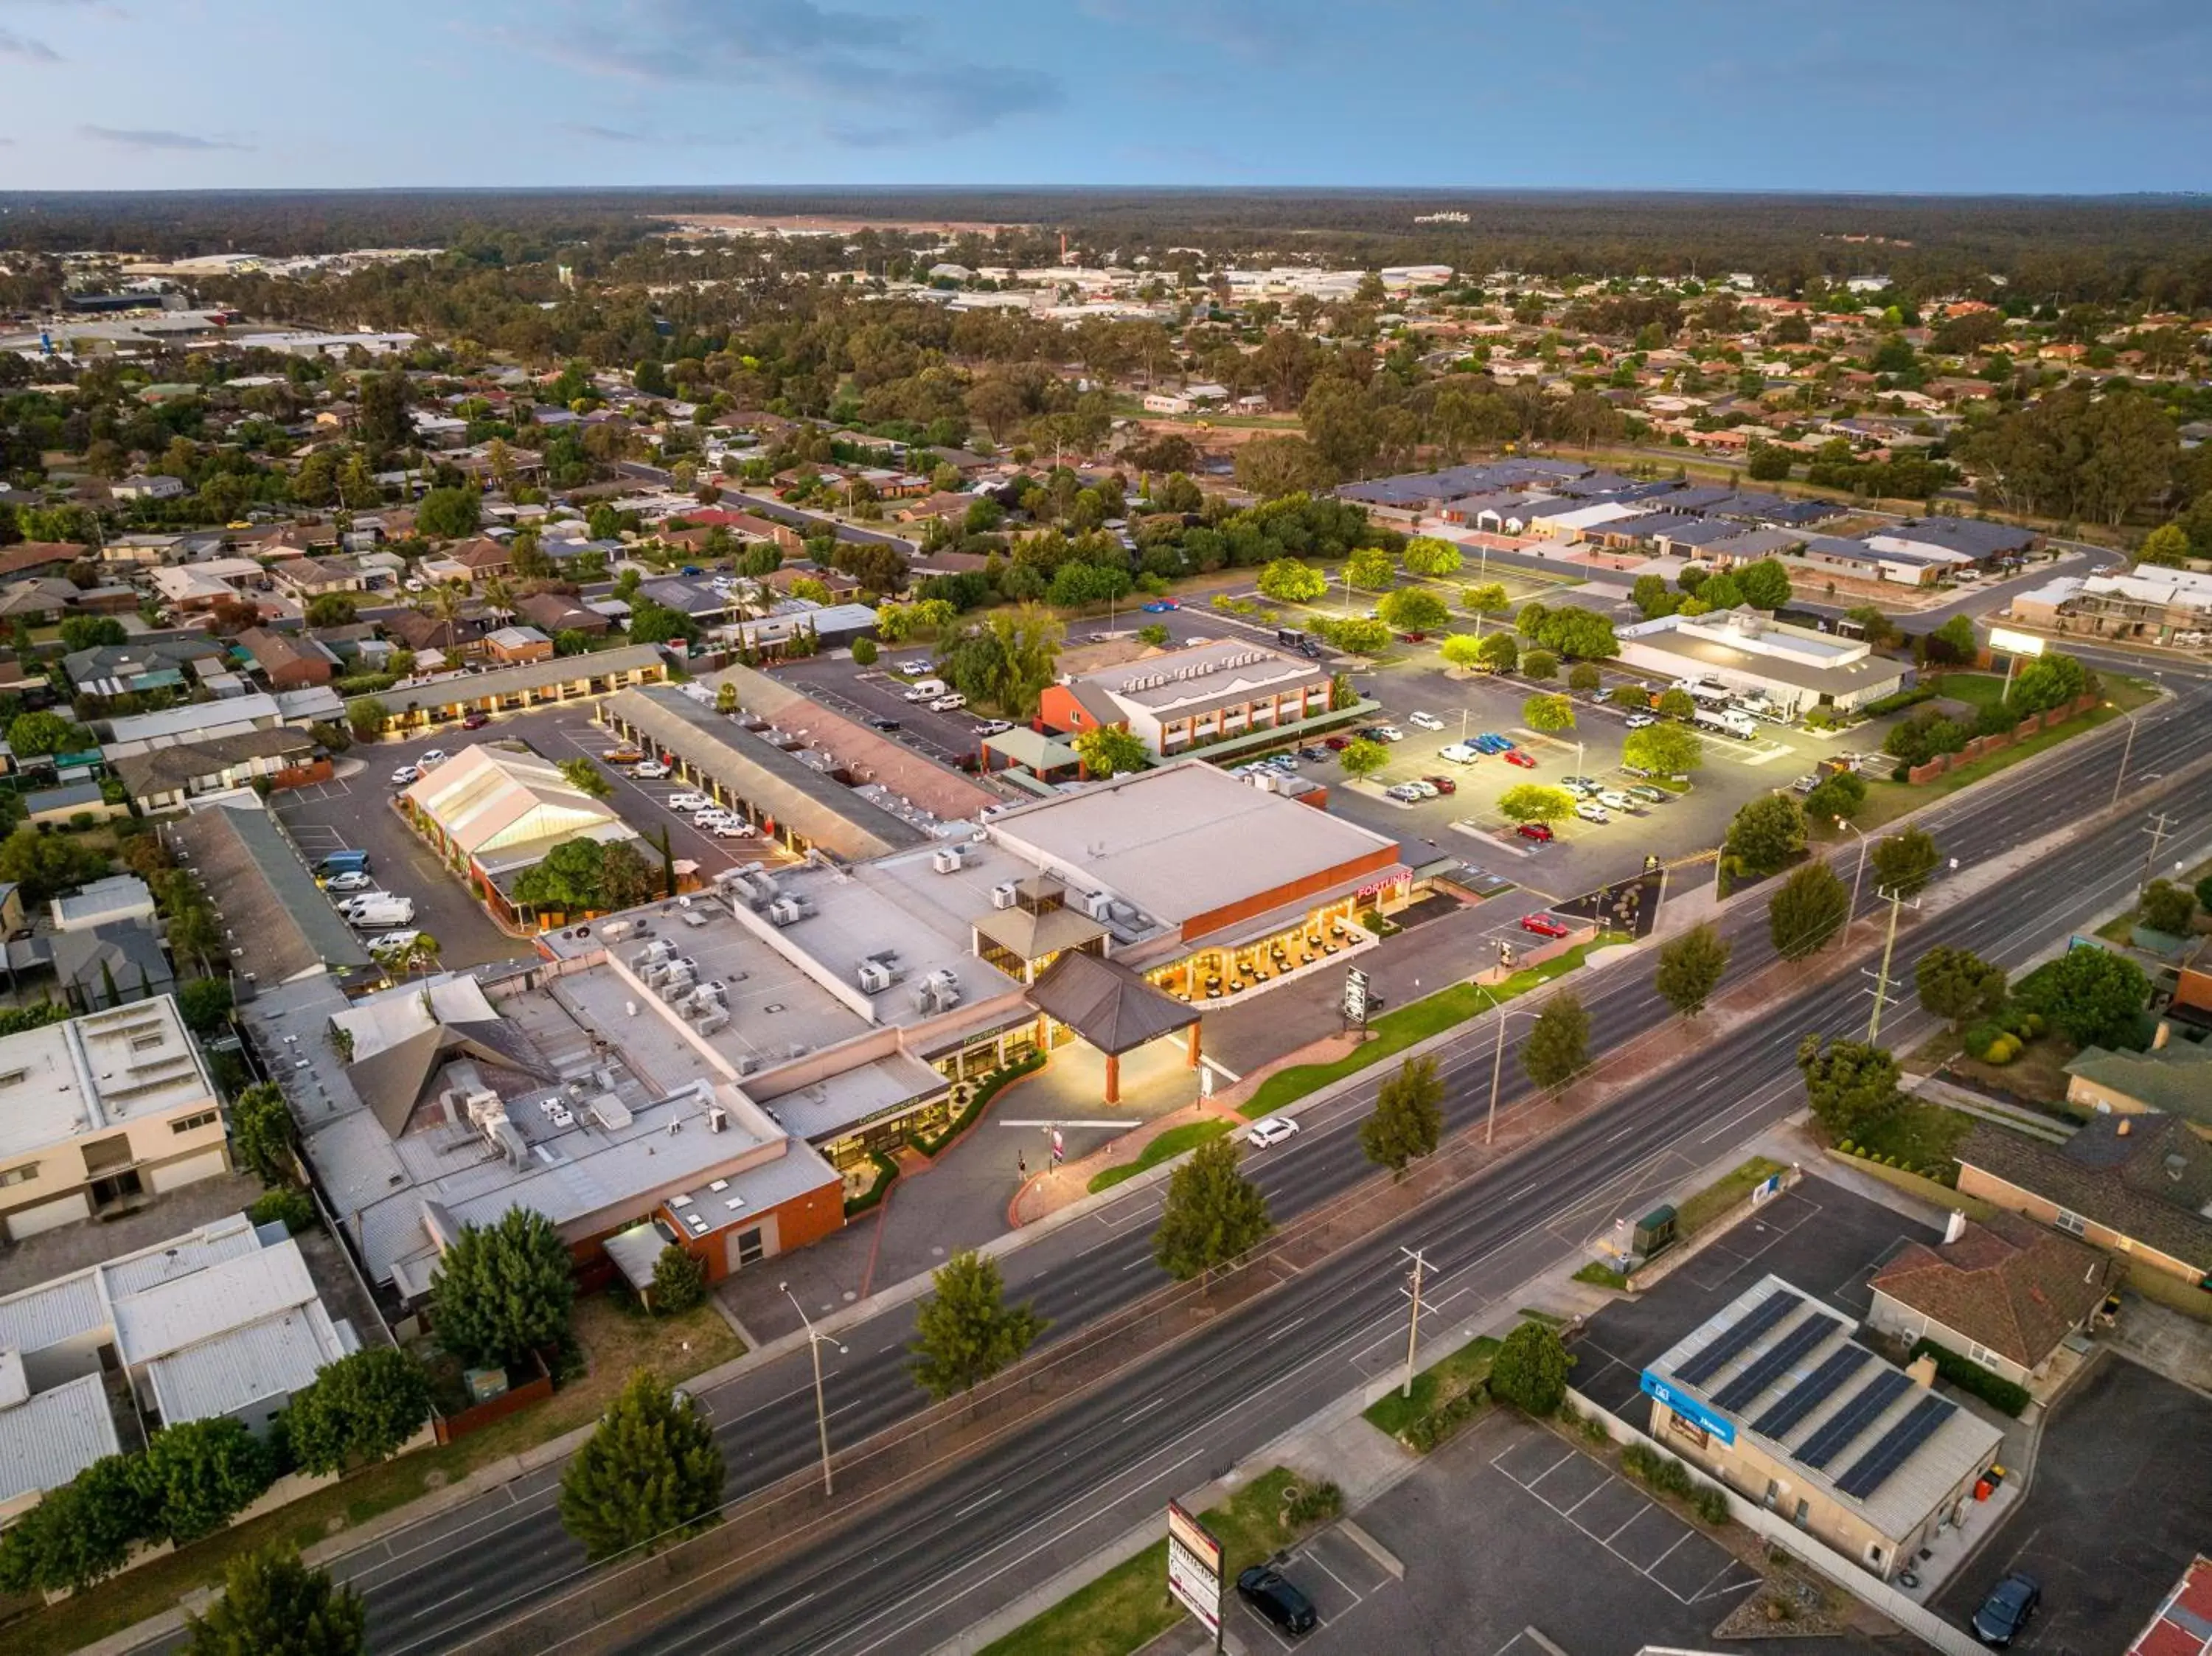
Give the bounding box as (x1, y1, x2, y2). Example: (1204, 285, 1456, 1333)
(866, 717, 901, 732)
(1971, 1571, 2039, 1647)
(1237, 1565, 1318, 1636)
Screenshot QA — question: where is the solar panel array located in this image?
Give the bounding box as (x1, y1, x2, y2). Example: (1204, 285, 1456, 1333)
(1674, 1290, 1802, 1386)
(1798, 1370, 1913, 1469)
(1834, 1394, 1958, 1499)
(1752, 1345, 1872, 1440)
(1713, 1311, 1841, 1412)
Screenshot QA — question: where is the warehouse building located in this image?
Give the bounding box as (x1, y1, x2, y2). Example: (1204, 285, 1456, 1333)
(1641, 1275, 2004, 1580)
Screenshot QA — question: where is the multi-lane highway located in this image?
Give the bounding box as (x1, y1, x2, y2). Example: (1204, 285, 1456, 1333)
(186, 671, 2210, 1656)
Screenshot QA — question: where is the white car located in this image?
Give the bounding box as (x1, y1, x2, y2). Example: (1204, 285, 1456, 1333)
(1406, 711, 1445, 731)
(709, 821, 757, 839)
(974, 719, 1014, 737)
(1596, 790, 1634, 811)
(667, 792, 711, 812)
(1624, 712, 1656, 729)
(1574, 801, 1611, 824)
(898, 660, 931, 677)
(930, 693, 967, 712)
(418, 749, 448, 768)
(389, 766, 421, 787)
(633, 760, 671, 779)
(1437, 742, 1481, 765)
(325, 872, 375, 894)
(1406, 779, 1440, 799)
(1372, 725, 1405, 742)
(1246, 1116, 1301, 1149)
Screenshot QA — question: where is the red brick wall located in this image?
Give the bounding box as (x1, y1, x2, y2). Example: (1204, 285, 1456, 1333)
(270, 756, 334, 793)
(1037, 684, 1105, 736)
(1180, 844, 1401, 942)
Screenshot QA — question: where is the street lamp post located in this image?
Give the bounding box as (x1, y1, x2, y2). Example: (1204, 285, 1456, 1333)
(1835, 817, 1868, 935)
(780, 1282, 846, 1495)
(1471, 980, 1540, 1146)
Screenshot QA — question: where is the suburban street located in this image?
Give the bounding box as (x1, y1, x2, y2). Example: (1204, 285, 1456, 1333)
(255, 665, 2212, 1656)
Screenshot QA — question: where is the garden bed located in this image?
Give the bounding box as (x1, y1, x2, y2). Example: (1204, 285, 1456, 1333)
(1363, 1334, 1500, 1450)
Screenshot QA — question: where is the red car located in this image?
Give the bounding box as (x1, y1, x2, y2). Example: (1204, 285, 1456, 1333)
(1398, 631, 1427, 644)
(461, 713, 490, 731)
(1514, 822, 1554, 843)
(1323, 734, 1354, 751)
(1502, 748, 1537, 768)
(1422, 775, 1457, 795)
(1520, 914, 1572, 939)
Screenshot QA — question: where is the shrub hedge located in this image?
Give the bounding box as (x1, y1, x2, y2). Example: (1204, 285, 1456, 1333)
(908, 1051, 1046, 1158)
(843, 1149, 901, 1217)
(1908, 1338, 2031, 1417)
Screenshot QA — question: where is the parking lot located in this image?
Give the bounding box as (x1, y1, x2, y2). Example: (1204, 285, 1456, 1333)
(1245, 1412, 1881, 1656)
(1930, 1354, 2212, 1655)
(770, 652, 1002, 770)
(276, 706, 786, 968)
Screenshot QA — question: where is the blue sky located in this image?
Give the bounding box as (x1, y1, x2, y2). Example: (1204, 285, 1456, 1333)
(2, 0, 2208, 193)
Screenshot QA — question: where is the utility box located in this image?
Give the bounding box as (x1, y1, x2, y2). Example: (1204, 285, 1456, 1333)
(1632, 1204, 1678, 1261)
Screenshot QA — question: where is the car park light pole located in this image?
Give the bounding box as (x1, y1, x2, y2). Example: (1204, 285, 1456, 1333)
(1834, 817, 1868, 933)
(781, 1281, 846, 1495)
(1470, 980, 1542, 1146)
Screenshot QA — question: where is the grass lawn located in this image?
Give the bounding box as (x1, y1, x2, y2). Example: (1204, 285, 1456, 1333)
(1848, 689, 2148, 832)
(1238, 935, 1627, 1121)
(979, 1467, 1326, 1656)
(1928, 672, 2010, 712)
(1847, 1102, 1973, 1175)
(1088, 1119, 1236, 1193)
(1675, 1156, 1789, 1239)
(1363, 1335, 1500, 1440)
(4, 1295, 742, 1656)
(1572, 1260, 1629, 1290)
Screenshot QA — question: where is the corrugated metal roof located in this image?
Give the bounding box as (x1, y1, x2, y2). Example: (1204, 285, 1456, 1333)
(147, 1301, 347, 1427)
(0, 1273, 105, 1356)
(112, 1244, 319, 1366)
(0, 1373, 119, 1506)
(363, 644, 667, 717)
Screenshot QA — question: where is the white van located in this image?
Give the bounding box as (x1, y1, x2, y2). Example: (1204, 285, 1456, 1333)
(902, 678, 947, 703)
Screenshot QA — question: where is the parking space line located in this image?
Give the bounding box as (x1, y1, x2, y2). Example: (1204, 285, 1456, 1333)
(1490, 1438, 1725, 1607)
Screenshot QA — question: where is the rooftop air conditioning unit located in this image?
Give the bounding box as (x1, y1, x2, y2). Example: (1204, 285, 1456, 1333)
(697, 1012, 729, 1037)
(931, 844, 971, 874)
(990, 880, 1019, 910)
(767, 897, 804, 927)
(857, 959, 894, 993)
(707, 1106, 728, 1133)
(1085, 889, 1114, 921)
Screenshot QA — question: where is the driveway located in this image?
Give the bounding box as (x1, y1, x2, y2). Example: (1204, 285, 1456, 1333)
(1931, 1354, 2212, 1655)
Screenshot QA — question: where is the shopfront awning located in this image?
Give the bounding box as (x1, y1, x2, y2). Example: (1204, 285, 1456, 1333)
(1027, 950, 1200, 1056)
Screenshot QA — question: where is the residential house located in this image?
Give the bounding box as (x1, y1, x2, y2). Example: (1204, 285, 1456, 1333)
(2064, 1037, 2212, 1135)
(516, 591, 611, 637)
(0, 995, 229, 1243)
(110, 474, 186, 501)
(270, 557, 365, 602)
(237, 627, 338, 691)
(483, 625, 554, 666)
(52, 921, 175, 1012)
(447, 537, 512, 578)
(108, 727, 327, 814)
(24, 782, 128, 828)
(638, 577, 733, 622)
(1955, 1113, 2212, 1287)
(51, 874, 155, 933)
(383, 608, 486, 659)
(1865, 1210, 2118, 1386)
(0, 579, 84, 622)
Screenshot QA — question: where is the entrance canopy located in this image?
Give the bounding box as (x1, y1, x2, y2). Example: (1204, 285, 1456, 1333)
(1027, 950, 1200, 1056)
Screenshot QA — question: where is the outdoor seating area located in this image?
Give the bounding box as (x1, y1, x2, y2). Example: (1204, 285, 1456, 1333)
(1153, 914, 1363, 1001)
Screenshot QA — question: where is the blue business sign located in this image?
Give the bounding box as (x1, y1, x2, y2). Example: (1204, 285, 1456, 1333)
(1641, 1371, 1736, 1446)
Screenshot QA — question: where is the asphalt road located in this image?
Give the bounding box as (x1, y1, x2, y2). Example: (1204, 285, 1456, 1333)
(259, 664, 2212, 1656)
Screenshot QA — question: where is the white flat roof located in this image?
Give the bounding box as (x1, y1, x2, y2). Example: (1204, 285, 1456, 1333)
(0, 995, 212, 1160)
(986, 761, 1397, 928)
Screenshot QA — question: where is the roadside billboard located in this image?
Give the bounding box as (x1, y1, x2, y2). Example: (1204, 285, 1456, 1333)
(1166, 1499, 1224, 1640)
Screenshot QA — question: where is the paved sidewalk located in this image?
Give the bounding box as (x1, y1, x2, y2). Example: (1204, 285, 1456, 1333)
(1009, 1096, 1253, 1225)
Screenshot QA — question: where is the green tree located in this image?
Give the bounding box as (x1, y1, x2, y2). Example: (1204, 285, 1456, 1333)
(1520, 648, 1558, 681)
(1915, 944, 2008, 1030)
(1475, 630, 1519, 672)
(0, 824, 111, 901)
(1801, 770, 1867, 824)
(1153, 1135, 1274, 1281)
(1521, 692, 1574, 732)
(1074, 725, 1150, 778)
(428, 1208, 576, 1371)
(1439, 634, 1486, 671)
(1362, 1057, 1444, 1178)
(58, 614, 128, 651)
(140, 1418, 273, 1544)
(557, 1371, 725, 1562)
(1137, 622, 1170, 647)
(2014, 947, 2150, 1048)
(1568, 661, 1601, 694)
(1255, 557, 1326, 605)
(1657, 687, 1697, 720)
(651, 1244, 708, 1315)
(229, 1082, 296, 1184)
(7, 709, 87, 758)
(908, 1250, 1047, 1399)
(2140, 878, 2197, 936)
(1724, 793, 1806, 877)
(2008, 651, 2090, 717)
(302, 594, 358, 629)
(2137, 523, 2191, 568)
(1522, 992, 1590, 1090)
(1462, 582, 1511, 616)
(557, 756, 613, 799)
(849, 636, 879, 666)
(1769, 862, 1850, 959)
(715, 680, 740, 714)
(1623, 723, 1701, 775)
(1796, 1035, 1902, 1141)
(2195, 872, 2212, 916)
(1734, 558, 1794, 610)
(1870, 827, 1942, 897)
(1329, 672, 1358, 711)
(1489, 1321, 1572, 1415)
(1498, 783, 1574, 824)
(1344, 545, 1396, 594)
(1338, 737, 1390, 781)
(357, 369, 411, 453)
(1654, 922, 1731, 1017)
(1400, 536, 1464, 578)
(1321, 616, 1391, 655)
(184, 1547, 365, 1656)
(1924, 613, 1980, 666)
(349, 697, 389, 743)
(1843, 606, 1902, 647)
(0, 1455, 150, 1595)
(285, 1349, 432, 1475)
(177, 975, 234, 1035)
(1377, 588, 1450, 633)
